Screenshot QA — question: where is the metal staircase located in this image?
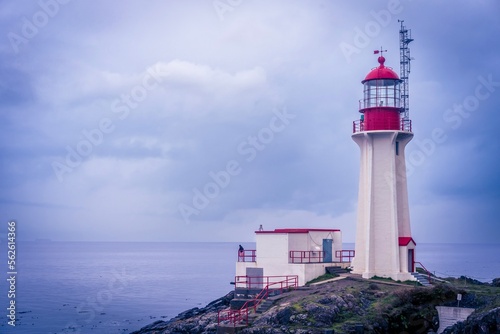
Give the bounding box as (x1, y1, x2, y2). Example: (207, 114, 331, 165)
(217, 275, 298, 328)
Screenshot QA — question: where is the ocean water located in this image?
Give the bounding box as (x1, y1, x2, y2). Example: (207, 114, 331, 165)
(414, 243, 500, 282)
(342, 242, 500, 282)
(0, 241, 254, 334)
(0, 242, 498, 333)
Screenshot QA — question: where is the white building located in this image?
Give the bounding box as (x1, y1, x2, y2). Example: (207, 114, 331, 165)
(350, 54, 417, 281)
(235, 228, 351, 286)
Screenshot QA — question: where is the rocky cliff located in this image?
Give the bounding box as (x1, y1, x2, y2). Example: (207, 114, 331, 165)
(131, 275, 500, 334)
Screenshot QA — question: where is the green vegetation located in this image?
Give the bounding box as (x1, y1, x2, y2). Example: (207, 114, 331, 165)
(286, 279, 486, 333)
(443, 276, 500, 313)
(291, 302, 304, 313)
(258, 275, 498, 333)
(305, 273, 338, 285)
(370, 275, 421, 286)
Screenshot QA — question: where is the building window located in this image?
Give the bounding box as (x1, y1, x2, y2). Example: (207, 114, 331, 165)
(396, 141, 399, 155)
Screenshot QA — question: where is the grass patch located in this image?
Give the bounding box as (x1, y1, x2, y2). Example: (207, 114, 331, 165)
(305, 273, 339, 285)
(371, 276, 396, 282)
(444, 278, 500, 312)
(370, 276, 421, 286)
(291, 302, 304, 312)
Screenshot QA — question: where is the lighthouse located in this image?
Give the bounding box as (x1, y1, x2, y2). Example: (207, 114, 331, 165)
(351, 50, 416, 281)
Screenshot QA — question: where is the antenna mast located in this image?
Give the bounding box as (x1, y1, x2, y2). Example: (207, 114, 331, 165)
(398, 20, 413, 120)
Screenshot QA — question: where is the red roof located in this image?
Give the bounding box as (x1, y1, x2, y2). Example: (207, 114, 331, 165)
(256, 228, 340, 234)
(362, 56, 400, 83)
(399, 237, 416, 246)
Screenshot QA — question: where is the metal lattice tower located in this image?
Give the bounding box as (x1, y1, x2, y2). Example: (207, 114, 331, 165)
(398, 20, 413, 120)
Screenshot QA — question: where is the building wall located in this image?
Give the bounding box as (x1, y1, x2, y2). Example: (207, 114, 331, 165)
(399, 241, 416, 274)
(332, 231, 342, 262)
(257, 233, 288, 263)
(235, 230, 345, 286)
(288, 233, 307, 256)
(399, 246, 408, 274)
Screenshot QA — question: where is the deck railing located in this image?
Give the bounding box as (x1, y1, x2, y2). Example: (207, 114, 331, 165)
(335, 250, 355, 263)
(218, 275, 298, 326)
(289, 250, 324, 263)
(237, 249, 256, 262)
(233, 275, 298, 290)
(289, 250, 355, 263)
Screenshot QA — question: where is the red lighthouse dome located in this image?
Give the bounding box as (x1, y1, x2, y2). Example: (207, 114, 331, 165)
(362, 56, 400, 82)
(354, 54, 410, 132)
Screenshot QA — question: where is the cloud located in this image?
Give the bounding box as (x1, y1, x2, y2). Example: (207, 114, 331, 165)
(0, 1, 499, 243)
(155, 60, 267, 91)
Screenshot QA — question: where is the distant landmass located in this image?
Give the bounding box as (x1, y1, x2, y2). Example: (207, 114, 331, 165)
(34, 238, 52, 242)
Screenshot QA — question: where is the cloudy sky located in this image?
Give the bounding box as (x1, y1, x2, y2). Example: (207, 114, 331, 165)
(1, 0, 499, 243)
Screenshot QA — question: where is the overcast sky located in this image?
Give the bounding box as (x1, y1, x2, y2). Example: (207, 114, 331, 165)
(1, 1, 499, 243)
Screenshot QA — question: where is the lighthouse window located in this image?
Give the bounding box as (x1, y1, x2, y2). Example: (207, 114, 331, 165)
(362, 80, 401, 109)
(396, 141, 400, 155)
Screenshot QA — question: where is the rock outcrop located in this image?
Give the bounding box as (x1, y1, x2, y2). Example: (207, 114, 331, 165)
(130, 276, 500, 334)
(130, 291, 234, 334)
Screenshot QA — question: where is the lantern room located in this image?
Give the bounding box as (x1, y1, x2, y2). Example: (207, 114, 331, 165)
(354, 55, 409, 132)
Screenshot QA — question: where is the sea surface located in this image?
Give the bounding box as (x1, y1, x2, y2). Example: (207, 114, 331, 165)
(0, 241, 498, 334)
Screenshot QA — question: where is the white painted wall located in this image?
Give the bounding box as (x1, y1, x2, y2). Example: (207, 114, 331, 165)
(395, 133, 413, 238)
(235, 230, 346, 286)
(288, 233, 307, 259)
(257, 233, 288, 263)
(332, 231, 342, 262)
(352, 130, 416, 281)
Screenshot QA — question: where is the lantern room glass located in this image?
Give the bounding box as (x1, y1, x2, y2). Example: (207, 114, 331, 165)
(362, 79, 401, 109)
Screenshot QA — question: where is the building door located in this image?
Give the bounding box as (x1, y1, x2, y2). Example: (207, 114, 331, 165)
(246, 267, 263, 289)
(408, 249, 414, 272)
(323, 239, 333, 262)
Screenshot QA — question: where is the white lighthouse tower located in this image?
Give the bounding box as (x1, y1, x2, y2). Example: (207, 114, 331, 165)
(351, 50, 416, 281)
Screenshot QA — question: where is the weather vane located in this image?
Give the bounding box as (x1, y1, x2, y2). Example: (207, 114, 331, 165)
(373, 47, 387, 56)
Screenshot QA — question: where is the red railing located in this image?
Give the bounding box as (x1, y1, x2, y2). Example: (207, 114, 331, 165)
(289, 250, 324, 263)
(238, 250, 256, 262)
(401, 118, 412, 132)
(218, 276, 298, 326)
(289, 250, 355, 263)
(414, 261, 433, 284)
(217, 303, 249, 326)
(352, 119, 412, 133)
(335, 250, 355, 263)
(233, 275, 298, 290)
(353, 119, 364, 133)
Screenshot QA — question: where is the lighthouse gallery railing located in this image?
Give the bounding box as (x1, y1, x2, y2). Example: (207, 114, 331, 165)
(353, 118, 412, 133)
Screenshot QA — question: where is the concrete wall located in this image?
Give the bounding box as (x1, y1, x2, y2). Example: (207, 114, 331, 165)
(436, 306, 475, 334)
